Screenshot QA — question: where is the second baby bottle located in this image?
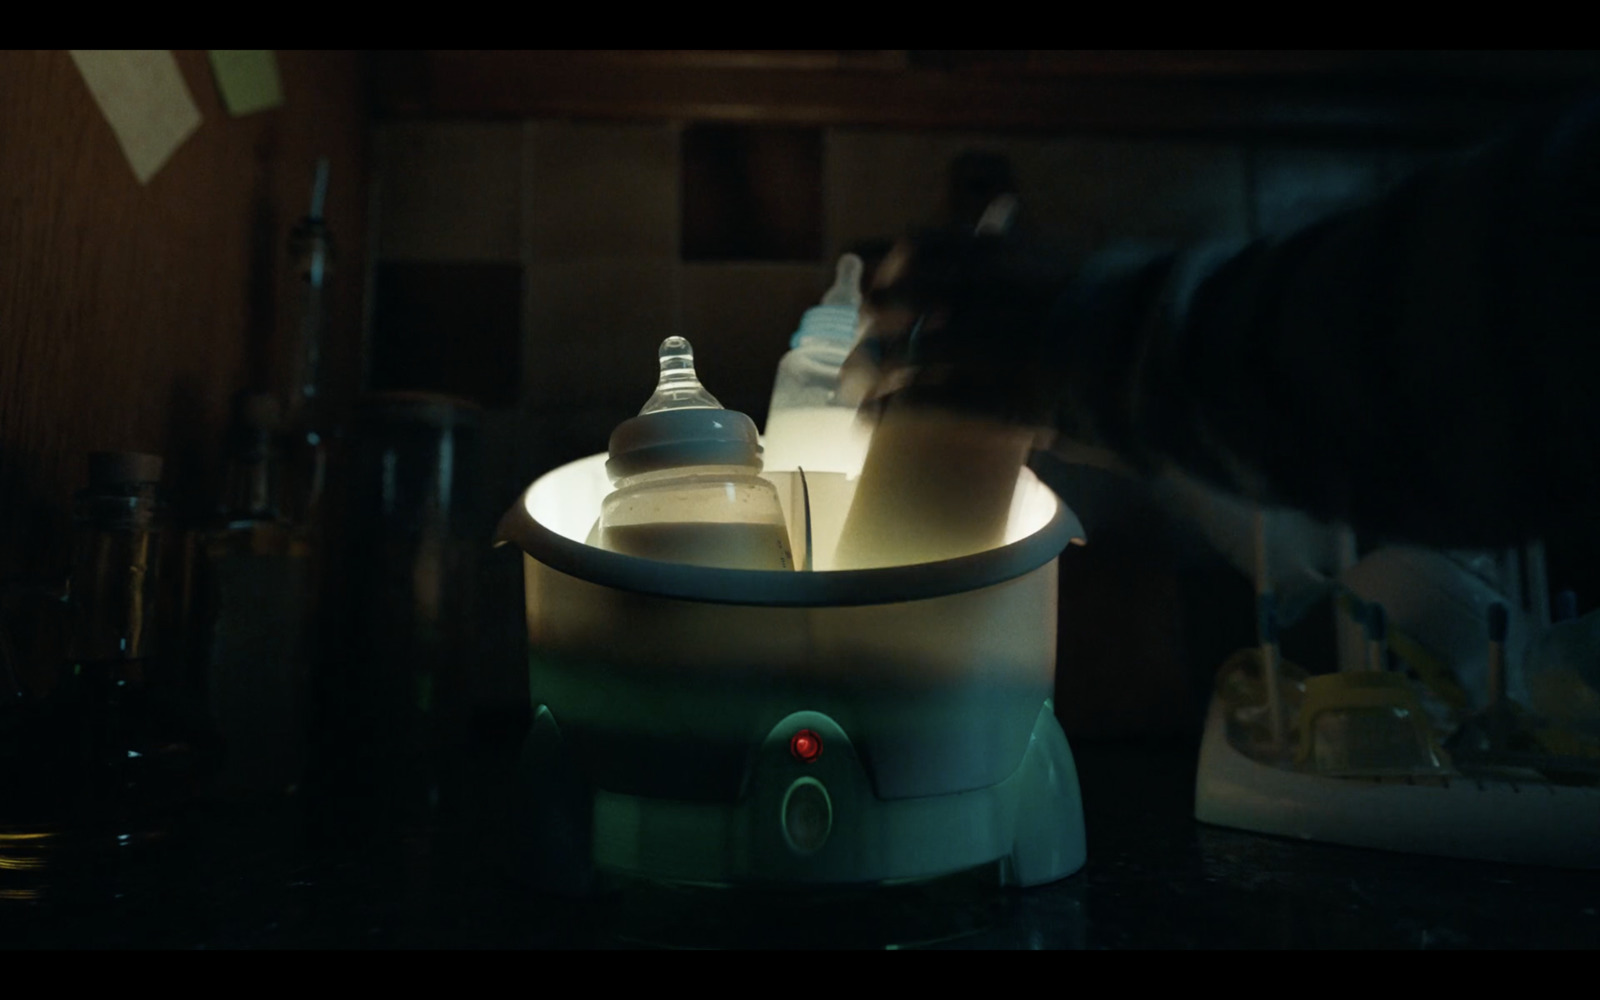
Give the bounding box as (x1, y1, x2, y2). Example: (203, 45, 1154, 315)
(596, 337, 794, 571)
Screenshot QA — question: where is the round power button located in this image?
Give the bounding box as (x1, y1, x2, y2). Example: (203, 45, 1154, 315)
(781, 778, 832, 855)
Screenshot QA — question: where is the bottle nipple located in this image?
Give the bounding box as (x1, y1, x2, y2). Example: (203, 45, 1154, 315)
(821, 253, 863, 308)
(639, 336, 723, 415)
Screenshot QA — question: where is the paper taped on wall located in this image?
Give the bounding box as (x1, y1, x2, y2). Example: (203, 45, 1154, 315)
(68, 50, 202, 185)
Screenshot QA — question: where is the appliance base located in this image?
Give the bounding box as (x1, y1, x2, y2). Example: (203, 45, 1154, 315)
(511, 700, 1086, 894)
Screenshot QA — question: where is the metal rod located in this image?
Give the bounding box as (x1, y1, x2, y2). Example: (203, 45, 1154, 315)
(1526, 540, 1551, 630)
(1501, 548, 1524, 617)
(1254, 509, 1285, 754)
(1260, 592, 1286, 754)
(1556, 589, 1579, 623)
(1333, 525, 1361, 673)
(1487, 602, 1509, 750)
(1365, 603, 1387, 672)
(310, 156, 330, 221)
(1253, 508, 1272, 594)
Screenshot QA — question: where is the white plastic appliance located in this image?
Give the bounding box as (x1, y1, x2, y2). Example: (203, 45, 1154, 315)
(496, 455, 1089, 893)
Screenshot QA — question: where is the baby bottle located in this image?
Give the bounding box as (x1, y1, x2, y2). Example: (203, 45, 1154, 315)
(832, 196, 1037, 570)
(595, 337, 794, 571)
(761, 254, 872, 477)
(831, 403, 1035, 570)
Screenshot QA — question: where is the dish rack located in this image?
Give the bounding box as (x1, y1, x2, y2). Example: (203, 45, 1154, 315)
(1194, 694, 1600, 868)
(1195, 525, 1600, 869)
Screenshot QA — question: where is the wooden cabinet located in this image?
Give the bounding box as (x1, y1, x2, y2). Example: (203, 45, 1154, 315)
(369, 50, 1600, 142)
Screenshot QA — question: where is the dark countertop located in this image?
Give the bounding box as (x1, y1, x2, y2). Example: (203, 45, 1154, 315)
(3, 736, 1598, 950)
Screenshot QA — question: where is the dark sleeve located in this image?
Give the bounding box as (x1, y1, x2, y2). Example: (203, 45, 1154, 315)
(1053, 94, 1600, 550)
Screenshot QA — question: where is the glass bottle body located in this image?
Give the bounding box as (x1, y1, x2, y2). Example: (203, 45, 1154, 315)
(598, 466, 794, 571)
(763, 340, 871, 477)
(57, 486, 164, 825)
(186, 515, 312, 801)
(184, 416, 315, 803)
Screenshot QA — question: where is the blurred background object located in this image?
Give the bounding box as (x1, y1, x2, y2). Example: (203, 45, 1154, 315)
(309, 392, 523, 824)
(180, 392, 313, 804)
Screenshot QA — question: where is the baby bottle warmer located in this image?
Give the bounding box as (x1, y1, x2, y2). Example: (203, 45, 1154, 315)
(496, 453, 1089, 893)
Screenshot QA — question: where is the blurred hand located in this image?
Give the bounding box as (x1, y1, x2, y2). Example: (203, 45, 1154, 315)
(839, 229, 1078, 428)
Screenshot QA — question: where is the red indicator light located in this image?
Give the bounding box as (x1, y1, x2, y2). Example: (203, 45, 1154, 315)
(789, 729, 822, 763)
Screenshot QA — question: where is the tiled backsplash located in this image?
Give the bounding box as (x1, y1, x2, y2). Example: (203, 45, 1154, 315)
(682, 125, 824, 262)
(371, 118, 1442, 406)
(370, 117, 1450, 737)
(375, 122, 523, 262)
(824, 130, 1256, 262)
(679, 263, 827, 421)
(523, 121, 680, 260)
(370, 111, 1448, 535)
(522, 258, 683, 409)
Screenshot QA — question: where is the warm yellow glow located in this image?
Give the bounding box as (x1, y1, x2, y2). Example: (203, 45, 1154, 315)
(523, 452, 1067, 554)
(0, 832, 54, 843)
(0, 855, 45, 871)
(525, 453, 611, 543)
